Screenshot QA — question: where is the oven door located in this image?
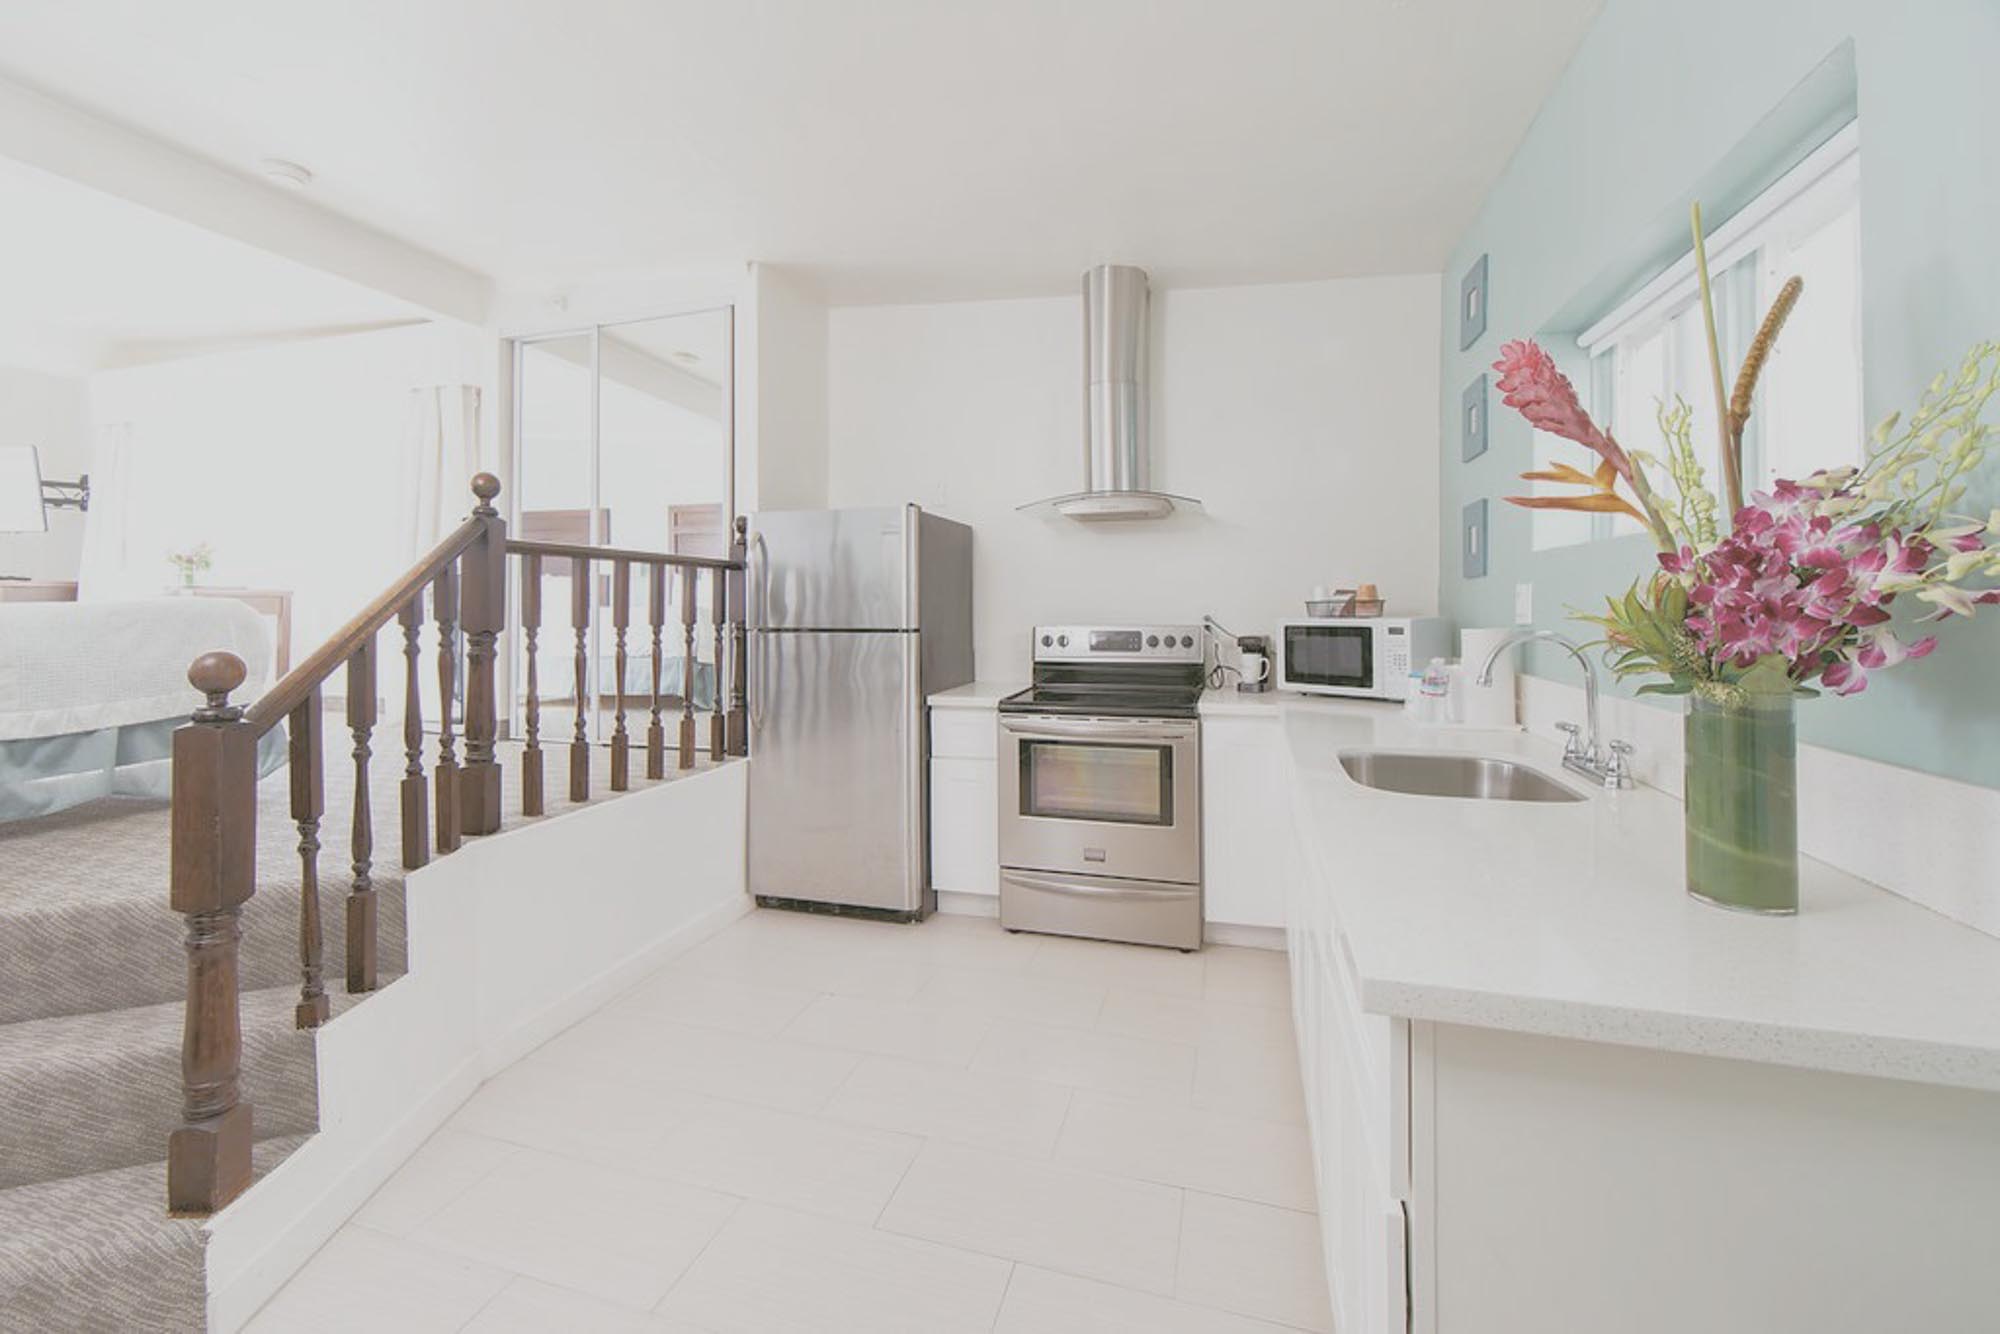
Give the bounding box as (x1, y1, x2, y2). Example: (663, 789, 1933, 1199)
(998, 714, 1200, 885)
(1278, 621, 1380, 695)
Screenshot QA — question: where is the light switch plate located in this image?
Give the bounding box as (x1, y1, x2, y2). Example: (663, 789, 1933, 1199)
(1462, 498, 1489, 579)
(1459, 254, 1489, 350)
(1461, 373, 1489, 462)
(1514, 582, 1534, 624)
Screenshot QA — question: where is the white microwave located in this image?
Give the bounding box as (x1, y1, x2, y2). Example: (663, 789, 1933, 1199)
(1276, 616, 1449, 700)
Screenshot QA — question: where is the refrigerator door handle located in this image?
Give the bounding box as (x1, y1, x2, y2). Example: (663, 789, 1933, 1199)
(749, 634, 766, 732)
(751, 530, 771, 631)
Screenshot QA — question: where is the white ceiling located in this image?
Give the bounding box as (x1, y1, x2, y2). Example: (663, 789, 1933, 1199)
(0, 0, 1601, 306)
(0, 154, 424, 375)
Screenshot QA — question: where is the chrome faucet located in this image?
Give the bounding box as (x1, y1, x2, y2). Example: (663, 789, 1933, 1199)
(1476, 629, 1634, 789)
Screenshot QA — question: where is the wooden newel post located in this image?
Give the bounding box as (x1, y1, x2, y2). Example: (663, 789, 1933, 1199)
(459, 473, 507, 836)
(727, 517, 749, 756)
(168, 651, 257, 1215)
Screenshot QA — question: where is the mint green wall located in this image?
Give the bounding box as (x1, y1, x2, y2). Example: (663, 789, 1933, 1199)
(1440, 0, 2000, 789)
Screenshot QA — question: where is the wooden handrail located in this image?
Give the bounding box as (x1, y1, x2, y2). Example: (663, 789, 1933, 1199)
(245, 510, 491, 734)
(167, 473, 751, 1216)
(504, 537, 740, 572)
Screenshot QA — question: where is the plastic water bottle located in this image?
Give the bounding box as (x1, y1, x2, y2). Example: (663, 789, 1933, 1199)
(1418, 658, 1451, 725)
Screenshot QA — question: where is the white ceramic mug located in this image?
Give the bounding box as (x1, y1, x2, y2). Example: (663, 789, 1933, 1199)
(1239, 648, 1271, 686)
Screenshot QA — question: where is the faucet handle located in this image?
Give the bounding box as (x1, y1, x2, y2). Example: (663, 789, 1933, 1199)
(1555, 721, 1583, 758)
(1605, 739, 1636, 788)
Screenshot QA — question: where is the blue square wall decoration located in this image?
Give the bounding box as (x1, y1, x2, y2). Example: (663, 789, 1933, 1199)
(1462, 373, 1488, 462)
(1462, 498, 1489, 579)
(1459, 253, 1489, 350)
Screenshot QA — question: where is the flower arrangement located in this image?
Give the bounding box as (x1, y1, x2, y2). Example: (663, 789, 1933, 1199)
(1493, 205, 2000, 704)
(168, 542, 214, 588)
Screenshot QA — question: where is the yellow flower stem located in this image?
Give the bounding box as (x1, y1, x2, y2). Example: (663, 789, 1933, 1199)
(1691, 201, 1741, 520)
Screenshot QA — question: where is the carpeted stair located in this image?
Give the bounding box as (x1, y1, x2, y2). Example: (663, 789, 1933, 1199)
(0, 734, 412, 1334)
(0, 733, 681, 1331)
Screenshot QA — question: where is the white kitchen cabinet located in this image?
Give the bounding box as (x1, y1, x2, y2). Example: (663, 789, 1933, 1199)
(1276, 720, 2000, 1334)
(1284, 788, 1408, 1334)
(928, 707, 998, 898)
(1201, 712, 1287, 928)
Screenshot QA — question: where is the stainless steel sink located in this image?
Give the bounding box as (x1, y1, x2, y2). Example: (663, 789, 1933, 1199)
(1338, 750, 1586, 803)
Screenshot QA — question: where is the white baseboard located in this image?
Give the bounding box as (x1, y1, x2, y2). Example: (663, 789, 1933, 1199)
(1205, 922, 1286, 950)
(479, 892, 750, 1075)
(1519, 674, 2000, 939)
(935, 890, 999, 918)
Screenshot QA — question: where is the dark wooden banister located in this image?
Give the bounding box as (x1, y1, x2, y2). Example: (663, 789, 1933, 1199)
(245, 514, 489, 733)
(166, 473, 747, 1216)
(502, 537, 740, 570)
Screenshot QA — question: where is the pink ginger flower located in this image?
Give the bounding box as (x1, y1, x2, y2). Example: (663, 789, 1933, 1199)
(1491, 340, 1634, 485)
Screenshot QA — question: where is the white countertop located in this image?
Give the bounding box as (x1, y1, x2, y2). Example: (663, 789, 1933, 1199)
(1276, 698, 2000, 1093)
(927, 681, 1023, 710)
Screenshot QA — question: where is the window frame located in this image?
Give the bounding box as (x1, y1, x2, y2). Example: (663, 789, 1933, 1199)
(1537, 121, 1862, 549)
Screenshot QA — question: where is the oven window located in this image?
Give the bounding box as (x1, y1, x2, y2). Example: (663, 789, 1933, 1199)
(1284, 625, 1372, 688)
(1020, 740, 1173, 826)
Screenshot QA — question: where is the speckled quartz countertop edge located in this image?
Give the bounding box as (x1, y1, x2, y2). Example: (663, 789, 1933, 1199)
(1360, 976, 2000, 1094)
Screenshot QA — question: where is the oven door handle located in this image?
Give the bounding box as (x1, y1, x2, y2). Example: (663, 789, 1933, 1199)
(1002, 871, 1194, 901)
(997, 715, 1197, 743)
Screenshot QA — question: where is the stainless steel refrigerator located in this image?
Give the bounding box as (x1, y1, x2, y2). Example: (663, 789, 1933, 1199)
(747, 505, 973, 919)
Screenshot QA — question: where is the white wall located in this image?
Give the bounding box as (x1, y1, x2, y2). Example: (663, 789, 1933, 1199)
(85, 322, 489, 650)
(0, 366, 89, 580)
(745, 264, 829, 513)
(826, 275, 1442, 675)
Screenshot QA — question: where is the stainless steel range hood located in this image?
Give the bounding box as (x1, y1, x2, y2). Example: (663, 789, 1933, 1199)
(1021, 265, 1201, 521)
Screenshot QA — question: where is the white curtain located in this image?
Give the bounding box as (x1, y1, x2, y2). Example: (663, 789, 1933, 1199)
(74, 421, 137, 602)
(401, 384, 483, 560)
(400, 384, 484, 728)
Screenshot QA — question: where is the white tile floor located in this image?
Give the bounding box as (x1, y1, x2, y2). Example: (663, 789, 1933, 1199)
(249, 909, 1331, 1333)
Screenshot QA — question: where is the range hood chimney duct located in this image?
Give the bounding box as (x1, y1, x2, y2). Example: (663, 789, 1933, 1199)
(1021, 264, 1200, 521)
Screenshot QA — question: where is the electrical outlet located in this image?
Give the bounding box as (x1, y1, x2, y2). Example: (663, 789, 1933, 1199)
(1514, 582, 1534, 625)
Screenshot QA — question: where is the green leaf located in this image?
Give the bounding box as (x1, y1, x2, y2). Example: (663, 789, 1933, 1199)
(1736, 653, 1797, 697)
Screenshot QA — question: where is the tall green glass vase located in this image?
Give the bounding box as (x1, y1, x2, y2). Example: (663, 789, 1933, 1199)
(1683, 693, 1799, 914)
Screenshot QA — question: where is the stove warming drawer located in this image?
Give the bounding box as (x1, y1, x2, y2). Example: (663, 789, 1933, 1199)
(998, 867, 1203, 951)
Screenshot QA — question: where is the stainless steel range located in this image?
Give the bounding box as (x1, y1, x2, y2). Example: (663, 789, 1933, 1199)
(997, 625, 1203, 951)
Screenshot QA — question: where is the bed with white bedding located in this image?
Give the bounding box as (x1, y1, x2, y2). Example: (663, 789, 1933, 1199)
(0, 599, 286, 821)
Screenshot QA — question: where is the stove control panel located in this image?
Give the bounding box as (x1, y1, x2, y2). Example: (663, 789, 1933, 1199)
(1032, 624, 1203, 664)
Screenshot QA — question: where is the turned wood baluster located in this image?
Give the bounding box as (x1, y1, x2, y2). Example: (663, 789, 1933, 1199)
(709, 566, 728, 761)
(727, 517, 749, 756)
(521, 552, 544, 817)
(571, 554, 591, 802)
(168, 652, 256, 1215)
(290, 687, 328, 1028)
(459, 474, 506, 835)
(399, 595, 430, 870)
(611, 559, 631, 791)
(434, 562, 462, 854)
(679, 564, 698, 769)
(346, 638, 378, 994)
(646, 562, 667, 779)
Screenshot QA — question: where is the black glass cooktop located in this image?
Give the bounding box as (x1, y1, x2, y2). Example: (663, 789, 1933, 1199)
(997, 682, 1203, 719)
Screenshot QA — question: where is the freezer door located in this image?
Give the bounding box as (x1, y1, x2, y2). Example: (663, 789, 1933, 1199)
(748, 630, 923, 913)
(750, 507, 915, 631)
